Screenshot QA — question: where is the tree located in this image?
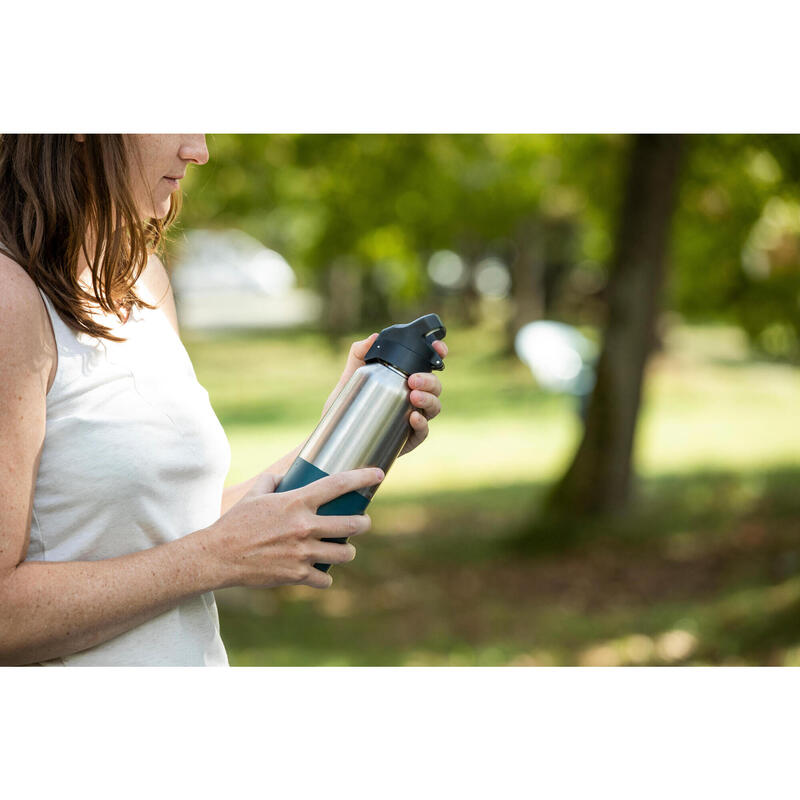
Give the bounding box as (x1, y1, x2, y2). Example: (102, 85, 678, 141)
(176, 134, 570, 335)
(671, 134, 800, 362)
(546, 134, 686, 516)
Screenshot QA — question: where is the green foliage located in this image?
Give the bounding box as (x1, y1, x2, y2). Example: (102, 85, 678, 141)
(177, 133, 800, 355)
(176, 134, 626, 325)
(672, 134, 800, 357)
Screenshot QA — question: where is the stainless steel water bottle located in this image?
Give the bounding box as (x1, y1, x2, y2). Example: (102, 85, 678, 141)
(274, 313, 447, 571)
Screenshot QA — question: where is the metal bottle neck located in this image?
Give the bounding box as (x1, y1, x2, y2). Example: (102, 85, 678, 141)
(374, 360, 411, 379)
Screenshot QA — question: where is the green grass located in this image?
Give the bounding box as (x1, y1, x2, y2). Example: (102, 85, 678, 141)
(185, 320, 800, 666)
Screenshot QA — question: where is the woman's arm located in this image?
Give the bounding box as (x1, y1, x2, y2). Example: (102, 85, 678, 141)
(220, 443, 303, 516)
(0, 528, 222, 665)
(0, 463, 378, 665)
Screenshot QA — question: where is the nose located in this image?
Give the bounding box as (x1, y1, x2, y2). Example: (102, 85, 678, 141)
(179, 134, 209, 166)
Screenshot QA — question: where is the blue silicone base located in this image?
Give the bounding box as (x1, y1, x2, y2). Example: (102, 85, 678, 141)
(275, 457, 370, 572)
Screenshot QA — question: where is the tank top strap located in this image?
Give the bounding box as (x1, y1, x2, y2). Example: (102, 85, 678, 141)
(35, 287, 75, 348)
(36, 285, 56, 319)
(34, 286, 115, 404)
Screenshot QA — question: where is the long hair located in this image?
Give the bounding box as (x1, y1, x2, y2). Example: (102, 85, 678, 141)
(0, 134, 181, 341)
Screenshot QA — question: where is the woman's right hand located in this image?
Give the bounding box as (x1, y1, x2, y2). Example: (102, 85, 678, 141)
(202, 467, 384, 590)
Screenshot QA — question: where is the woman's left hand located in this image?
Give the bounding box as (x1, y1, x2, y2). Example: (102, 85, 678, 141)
(321, 332, 448, 457)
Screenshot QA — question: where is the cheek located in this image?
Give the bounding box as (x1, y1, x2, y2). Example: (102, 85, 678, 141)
(131, 137, 172, 187)
(127, 136, 178, 218)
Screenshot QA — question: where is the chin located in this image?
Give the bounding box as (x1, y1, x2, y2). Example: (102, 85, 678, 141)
(143, 198, 173, 221)
(154, 201, 173, 220)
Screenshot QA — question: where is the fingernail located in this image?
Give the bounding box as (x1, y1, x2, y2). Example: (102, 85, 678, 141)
(374, 469, 385, 481)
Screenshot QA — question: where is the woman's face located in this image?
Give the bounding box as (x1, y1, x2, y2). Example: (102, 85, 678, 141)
(128, 134, 209, 219)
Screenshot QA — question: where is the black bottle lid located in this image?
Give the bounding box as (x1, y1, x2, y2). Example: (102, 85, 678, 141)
(364, 313, 447, 375)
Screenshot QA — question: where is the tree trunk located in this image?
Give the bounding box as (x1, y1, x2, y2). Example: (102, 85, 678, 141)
(323, 259, 363, 338)
(505, 218, 546, 354)
(546, 134, 685, 516)
(541, 217, 577, 316)
(505, 216, 578, 355)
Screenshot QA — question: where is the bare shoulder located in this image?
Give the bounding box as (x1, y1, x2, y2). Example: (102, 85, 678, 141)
(138, 253, 180, 336)
(0, 249, 42, 304)
(0, 251, 53, 571)
(0, 251, 55, 382)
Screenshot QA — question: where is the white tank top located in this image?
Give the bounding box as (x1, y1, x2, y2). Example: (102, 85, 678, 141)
(30, 285, 231, 666)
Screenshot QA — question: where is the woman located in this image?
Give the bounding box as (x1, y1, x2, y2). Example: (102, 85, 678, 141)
(0, 134, 447, 666)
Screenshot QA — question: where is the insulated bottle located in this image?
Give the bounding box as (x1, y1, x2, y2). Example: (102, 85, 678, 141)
(274, 313, 447, 571)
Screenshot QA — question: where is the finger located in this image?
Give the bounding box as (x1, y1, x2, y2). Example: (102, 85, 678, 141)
(313, 513, 372, 539)
(410, 410, 429, 428)
(432, 340, 448, 357)
(303, 566, 333, 589)
(348, 332, 379, 363)
(400, 416, 427, 456)
(301, 467, 385, 508)
(310, 541, 358, 565)
(408, 373, 442, 396)
(247, 471, 281, 498)
(409, 391, 441, 419)
(409, 410, 429, 434)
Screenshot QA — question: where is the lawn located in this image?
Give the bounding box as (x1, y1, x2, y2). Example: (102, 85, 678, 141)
(184, 319, 800, 666)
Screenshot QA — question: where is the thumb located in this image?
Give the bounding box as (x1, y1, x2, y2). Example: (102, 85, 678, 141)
(246, 471, 281, 499)
(348, 332, 379, 364)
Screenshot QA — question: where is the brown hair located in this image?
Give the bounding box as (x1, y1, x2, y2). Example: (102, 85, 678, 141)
(0, 134, 180, 341)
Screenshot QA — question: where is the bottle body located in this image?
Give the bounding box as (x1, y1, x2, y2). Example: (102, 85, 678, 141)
(275, 362, 412, 571)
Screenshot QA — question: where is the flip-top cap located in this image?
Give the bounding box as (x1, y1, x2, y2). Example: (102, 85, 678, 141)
(364, 313, 447, 375)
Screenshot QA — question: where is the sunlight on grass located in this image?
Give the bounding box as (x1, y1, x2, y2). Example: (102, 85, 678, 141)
(224, 416, 581, 496)
(189, 322, 800, 496)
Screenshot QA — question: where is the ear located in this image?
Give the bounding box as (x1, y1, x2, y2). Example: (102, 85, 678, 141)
(74, 134, 86, 143)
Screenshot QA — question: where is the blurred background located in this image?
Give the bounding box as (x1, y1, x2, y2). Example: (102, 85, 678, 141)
(168, 134, 800, 666)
